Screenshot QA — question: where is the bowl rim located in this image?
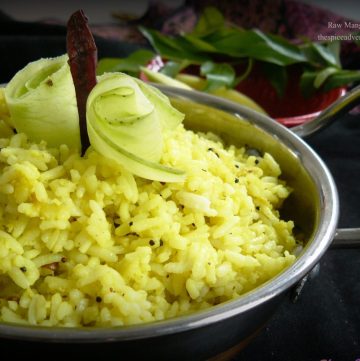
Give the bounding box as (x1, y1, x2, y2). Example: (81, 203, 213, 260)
(0, 86, 339, 342)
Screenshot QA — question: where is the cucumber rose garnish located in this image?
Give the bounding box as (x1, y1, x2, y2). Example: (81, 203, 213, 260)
(3, 10, 185, 182)
(86, 73, 185, 182)
(4, 54, 81, 149)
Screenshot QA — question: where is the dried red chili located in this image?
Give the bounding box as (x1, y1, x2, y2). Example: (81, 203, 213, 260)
(66, 9, 97, 154)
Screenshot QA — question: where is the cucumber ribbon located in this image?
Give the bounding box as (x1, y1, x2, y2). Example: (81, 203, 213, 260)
(86, 73, 186, 182)
(5, 54, 81, 149)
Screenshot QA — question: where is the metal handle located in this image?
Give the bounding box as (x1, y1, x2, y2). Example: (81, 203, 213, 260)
(330, 228, 360, 248)
(292, 228, 360, 301)
(292, 84, 360, 138)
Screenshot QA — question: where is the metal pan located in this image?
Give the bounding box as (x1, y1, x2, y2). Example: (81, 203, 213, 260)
(0, 84, 359, 360)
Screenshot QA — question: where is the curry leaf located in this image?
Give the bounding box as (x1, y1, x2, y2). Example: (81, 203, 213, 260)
(136, 7, 360, 95)
(252, 30, 306, 63)
(97, 50, 155, 76)
(311, 42, 341, 68)
(323, 69, 360, 91)
(204, 29, 306, 66)
(182, 34, 217, 52)
(300, 69, 318, 98)
(313, 67, 338, 89)
(200, 61, 236, 92)
(301, 68, 360, 96)
(301, 41, 341, 68)
(260, 62, 288, 97)
(160, 60, 190, 77)
(327, 41, 341, 67)
(191, 6, 225, 36)
(139, 26, 208, 62)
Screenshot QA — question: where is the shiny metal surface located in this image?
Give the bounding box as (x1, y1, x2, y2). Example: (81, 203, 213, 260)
(0, 86, 339, 343)
(292, 84, 360, 138)
(332, 228, 360, 248)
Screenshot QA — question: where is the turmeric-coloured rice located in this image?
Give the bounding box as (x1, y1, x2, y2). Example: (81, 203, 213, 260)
(0, 123, 297, 327)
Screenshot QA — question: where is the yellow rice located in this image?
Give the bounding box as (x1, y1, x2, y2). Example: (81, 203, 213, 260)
(0, 121, 298, 327)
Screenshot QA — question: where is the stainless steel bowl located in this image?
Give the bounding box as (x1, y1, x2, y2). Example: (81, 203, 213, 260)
(0, 86, 341, 360)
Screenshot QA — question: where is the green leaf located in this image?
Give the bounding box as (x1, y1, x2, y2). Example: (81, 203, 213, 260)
(200, 61, 235, 92)
(182, 34, 217, 52)
(313, 67, 338, 89)
(260, 62, 288, 97)
(139, 27, 208, 62)
(192, 6, 225, 36)
(300, 43, 328, 67)
(207, 28, 306, 66)
(203, 27, 239, 43)
(252, 30, 306, 63)
(139, 27, 184, 57)
(323, 69, 360, 91)
(301, 68, 360, 96)
(138, 7, 359, 96)
(96, 50, 155, 76)
(313, 43, 340, 67)
(160, 60, 191, 78)
(302, 42, 341, 68)
(327, 41, 341, 67)
(160, 61, 182, 77)
(300, 69, 318, 98)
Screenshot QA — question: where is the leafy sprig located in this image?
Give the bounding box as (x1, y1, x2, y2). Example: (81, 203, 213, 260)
(141, 7, 360, 96)
(98, 7, 360, 97)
